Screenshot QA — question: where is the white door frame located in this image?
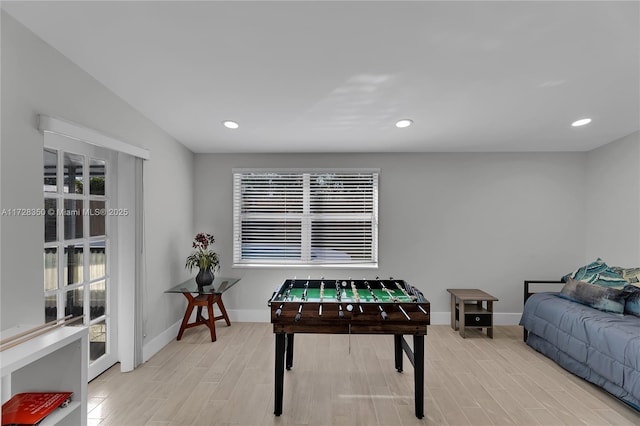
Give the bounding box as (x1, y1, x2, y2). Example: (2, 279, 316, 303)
(40, 115, 150, 374)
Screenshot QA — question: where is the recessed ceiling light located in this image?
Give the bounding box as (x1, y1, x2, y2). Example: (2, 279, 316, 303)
(571, 118, 592, 127)
(223, 120, 239, 129)
(395, 119, 413, 128)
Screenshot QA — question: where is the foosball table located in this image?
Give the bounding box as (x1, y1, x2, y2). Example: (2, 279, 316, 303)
(268, 277, 431, 419)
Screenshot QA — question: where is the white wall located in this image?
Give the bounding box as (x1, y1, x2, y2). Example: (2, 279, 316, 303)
(585, 131, 640, 266)
(194, 152, 587, 322)
(0, 12, 194, 350)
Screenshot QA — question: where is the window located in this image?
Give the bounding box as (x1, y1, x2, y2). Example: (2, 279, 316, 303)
(233, 169, 378, 267)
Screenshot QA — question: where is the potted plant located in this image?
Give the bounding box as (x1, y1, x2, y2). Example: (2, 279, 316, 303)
(185, 232, 220, 290)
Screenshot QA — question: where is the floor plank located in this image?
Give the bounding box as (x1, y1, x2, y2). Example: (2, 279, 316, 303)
(88, 324, 640, 425)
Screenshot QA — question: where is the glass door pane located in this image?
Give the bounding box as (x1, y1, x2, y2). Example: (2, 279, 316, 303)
(44, 149, 58, 192)
(89, 320, 107, 361)
(90, 280, 106, 320)
(44, 294, 57, 323)
(44, 248, 57, 291)
(64, 287, 84, 318)
(64, 199, 84, 240)
(64, 245, 83, 285)
(89, 200, 106, 237)
(64, 152, 83, 194)
(89, 243, 106, 280)
(44, 199, 57, 242)
(89, 158, 106, 196)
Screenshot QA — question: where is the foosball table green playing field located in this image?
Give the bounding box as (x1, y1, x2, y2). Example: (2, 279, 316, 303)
(268, 277, 431, 419)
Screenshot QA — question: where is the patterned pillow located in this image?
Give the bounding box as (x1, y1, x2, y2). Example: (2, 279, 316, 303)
(622, 285, 640, 317)
(611, 266, 640, 285)
(559, 277, 626, 314)
(563, 258, 628, 289)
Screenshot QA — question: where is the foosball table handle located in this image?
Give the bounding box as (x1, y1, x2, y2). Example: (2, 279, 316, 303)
(294, 304, 303, 322)
(377, 306, 388, 320)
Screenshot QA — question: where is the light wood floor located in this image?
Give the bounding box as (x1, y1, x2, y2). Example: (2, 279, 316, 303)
(88, 324, 640, 425)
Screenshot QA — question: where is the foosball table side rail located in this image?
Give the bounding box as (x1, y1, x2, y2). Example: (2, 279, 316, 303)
(268, 301, 431, 323)
(272, 323, 428, 335)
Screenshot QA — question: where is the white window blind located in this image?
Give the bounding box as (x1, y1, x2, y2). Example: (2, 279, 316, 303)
(233, 169, 379, 267)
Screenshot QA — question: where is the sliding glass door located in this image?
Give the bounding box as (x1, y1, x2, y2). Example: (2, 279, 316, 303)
(44, 133, 118, 380)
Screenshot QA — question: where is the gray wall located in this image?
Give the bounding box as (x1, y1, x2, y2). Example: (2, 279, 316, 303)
(585, 131, 640, 266)
(0, 12, 194, 344)
(194, 152, 588, 321)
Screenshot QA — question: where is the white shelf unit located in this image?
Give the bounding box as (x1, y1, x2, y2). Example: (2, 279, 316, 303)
(1, 325, 88, 426)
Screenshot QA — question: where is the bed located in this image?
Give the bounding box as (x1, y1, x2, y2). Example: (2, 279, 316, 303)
(520, 281, 640, 410)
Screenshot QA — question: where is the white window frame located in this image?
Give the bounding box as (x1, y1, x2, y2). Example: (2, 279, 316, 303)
(233, 168, 379, 268)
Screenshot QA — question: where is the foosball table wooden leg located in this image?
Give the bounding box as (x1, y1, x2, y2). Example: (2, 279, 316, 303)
(413, 335, 425, 419)
(274, 333, 286, 416)
(394, 334, 403, 372)
(285, 333, 294, 370)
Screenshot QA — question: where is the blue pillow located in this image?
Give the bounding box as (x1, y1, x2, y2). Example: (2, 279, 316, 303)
(559, 277, 626, 314)
(622, 284, 640, 317)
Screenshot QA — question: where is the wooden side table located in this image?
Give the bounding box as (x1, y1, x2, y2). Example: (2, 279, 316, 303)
(176, 292, 229, 342)
(165, 277, 240, 342)
(446, 289, 498, 338)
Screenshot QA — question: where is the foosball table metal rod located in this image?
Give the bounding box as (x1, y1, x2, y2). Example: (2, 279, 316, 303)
(365, 279, 389, 320)
(335, 280, 345, 319)
(294, 280, 310, 322)
(398, 304, 411, 320)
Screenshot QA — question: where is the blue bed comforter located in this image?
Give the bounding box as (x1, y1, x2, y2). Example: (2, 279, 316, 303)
(520, 292, 640, 409)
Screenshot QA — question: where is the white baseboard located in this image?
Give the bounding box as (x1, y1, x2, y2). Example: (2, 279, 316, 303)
(226, 309, 271, 323)
(493, 313, 523, 325)
(142, 310, 524, 362)
(142, 320, 181, 363)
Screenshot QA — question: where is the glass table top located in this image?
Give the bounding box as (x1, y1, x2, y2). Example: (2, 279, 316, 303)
(165, 277, 240, 294)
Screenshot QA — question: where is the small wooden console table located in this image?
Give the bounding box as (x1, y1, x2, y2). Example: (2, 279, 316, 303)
(447, 288, 498, 338)
(165, 277, 240, 342)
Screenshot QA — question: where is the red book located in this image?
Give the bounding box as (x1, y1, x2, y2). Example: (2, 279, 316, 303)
(2, 392, 72, 425)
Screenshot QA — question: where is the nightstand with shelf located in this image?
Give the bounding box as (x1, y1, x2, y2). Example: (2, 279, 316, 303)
(447, 288, 498, 338)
